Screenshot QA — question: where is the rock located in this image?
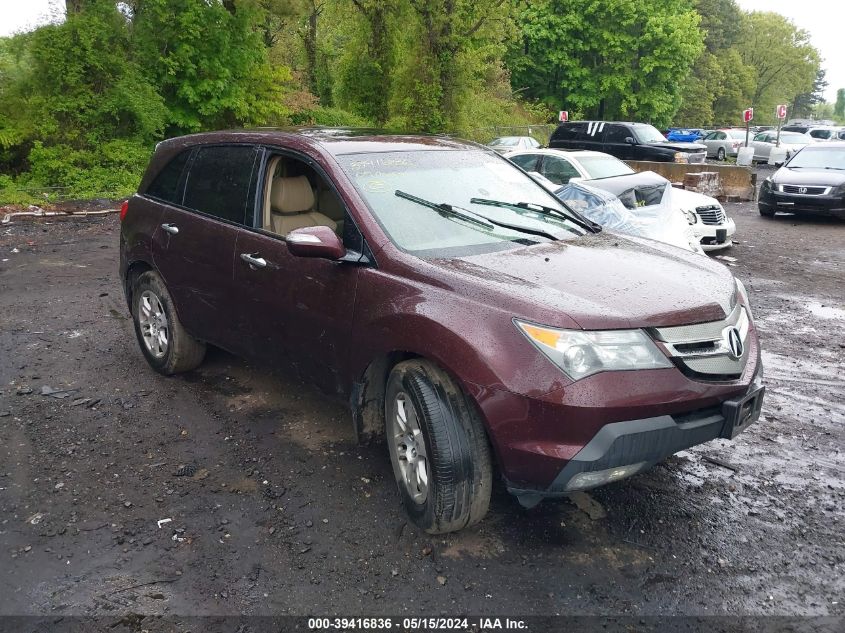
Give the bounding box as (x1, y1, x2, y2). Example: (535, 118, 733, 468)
(567, 491, 607, 520)
(123, 501, 132, 508)
(437, 576, 447, 586)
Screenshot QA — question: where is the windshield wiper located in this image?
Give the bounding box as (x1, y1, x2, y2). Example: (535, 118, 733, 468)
(395, 190, 562, 241)
(469, 197, 602, 233)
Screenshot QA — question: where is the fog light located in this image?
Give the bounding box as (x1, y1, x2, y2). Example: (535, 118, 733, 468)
(565, 462, 649, 491)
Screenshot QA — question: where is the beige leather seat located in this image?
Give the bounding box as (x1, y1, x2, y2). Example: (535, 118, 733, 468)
(269, 176, 337, 235)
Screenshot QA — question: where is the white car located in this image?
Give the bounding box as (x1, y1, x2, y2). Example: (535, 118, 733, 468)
(486, 136, 540, 155)
(504, 148, 736, 251)
(749, 131, 814, 162)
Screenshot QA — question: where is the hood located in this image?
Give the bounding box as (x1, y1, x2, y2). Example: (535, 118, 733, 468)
(772, 166, 845, 187)
(649, 141, 707, 152)
(671, 186, 721, 209)
(427, 232, 735, 330)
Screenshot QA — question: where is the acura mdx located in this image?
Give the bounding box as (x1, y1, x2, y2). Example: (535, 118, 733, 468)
(120, 129, 764, 533)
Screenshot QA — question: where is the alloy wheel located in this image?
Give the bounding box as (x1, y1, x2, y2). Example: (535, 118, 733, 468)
(391, 393, 429, 504)
(138, 290, 169, 358)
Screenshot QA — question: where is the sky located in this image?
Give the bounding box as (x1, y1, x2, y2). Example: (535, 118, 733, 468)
(0, 0, 842, 102)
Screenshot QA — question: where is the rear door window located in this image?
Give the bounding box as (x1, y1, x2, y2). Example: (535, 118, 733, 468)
(509, 154, 540, 172)
(146, 150, 192, 205)
(183, 145, 260, 225)
(539, 156, 581, 185)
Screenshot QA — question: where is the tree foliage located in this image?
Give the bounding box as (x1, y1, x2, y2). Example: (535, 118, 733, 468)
(0, 0, 829, 202)
(508, 0, 705, 127)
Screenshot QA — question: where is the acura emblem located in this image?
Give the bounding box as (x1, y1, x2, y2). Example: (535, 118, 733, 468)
(726, 327, 744, 360)
(799, 186, 807, 194)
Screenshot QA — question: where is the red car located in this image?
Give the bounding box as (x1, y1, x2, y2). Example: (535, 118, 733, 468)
(119, 129, 764, 534)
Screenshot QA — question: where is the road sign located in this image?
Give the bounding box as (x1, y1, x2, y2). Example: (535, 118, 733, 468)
(743, 108, 754, 123)
(558, 110, 568, 122)
(776, 104, 787, 119)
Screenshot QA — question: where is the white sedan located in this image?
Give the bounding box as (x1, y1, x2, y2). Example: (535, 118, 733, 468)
(504, 148, 736, 251)
(749, 131, 814, 162)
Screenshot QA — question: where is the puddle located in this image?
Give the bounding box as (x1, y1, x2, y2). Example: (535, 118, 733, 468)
(805, 302, 845, 320)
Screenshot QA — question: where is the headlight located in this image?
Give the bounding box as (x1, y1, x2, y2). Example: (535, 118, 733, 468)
(515, 321, 672, 380)
(683, 209, 697, 225)
(674, 152, 689, 163)
(735, 278, 755, 323)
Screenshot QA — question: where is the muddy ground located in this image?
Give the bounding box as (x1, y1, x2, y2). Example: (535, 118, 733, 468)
(0, 195, 843, 619)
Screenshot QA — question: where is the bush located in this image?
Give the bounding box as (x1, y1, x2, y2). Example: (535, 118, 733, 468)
(9, 139, 151, 201)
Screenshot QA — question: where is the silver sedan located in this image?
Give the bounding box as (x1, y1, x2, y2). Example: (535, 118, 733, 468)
(701, 129, 747, 160)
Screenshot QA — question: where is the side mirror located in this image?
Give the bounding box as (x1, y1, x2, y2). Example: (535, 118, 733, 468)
(286, 225, 346, 260)
(625, 137, 637, 145)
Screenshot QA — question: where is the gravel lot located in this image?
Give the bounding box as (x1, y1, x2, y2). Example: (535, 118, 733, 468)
(0, 195, 843, 619)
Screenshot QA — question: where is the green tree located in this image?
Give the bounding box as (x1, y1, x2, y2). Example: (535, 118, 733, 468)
(835, 88, 845, 119)
(509, 0, 704, 127)
(131, 0, 291, 133)
(739, 11, 820, 123)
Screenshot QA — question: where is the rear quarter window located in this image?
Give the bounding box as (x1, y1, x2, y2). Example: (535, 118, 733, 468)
(146, 150, 191, 204)
(183, 145, 259, 225)
(552, 123, 584, 143)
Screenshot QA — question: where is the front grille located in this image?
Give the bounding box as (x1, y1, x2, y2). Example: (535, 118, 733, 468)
(779, 184, 831, 195)
(650, 304, 750, 380)
(688, 152, 706, 164)
(695, 204, 726, 225)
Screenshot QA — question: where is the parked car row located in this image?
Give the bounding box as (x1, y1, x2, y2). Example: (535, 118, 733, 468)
(503, 148, 736, 251)
(121, 128, 764, 533)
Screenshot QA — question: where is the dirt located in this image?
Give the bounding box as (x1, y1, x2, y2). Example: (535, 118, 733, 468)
(0, 195, 843, 619)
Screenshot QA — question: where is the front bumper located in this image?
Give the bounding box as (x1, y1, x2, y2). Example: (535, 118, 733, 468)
(759, 189, 845, 218)
(694, 218, 736, 250)
(507, 372, 764, 508)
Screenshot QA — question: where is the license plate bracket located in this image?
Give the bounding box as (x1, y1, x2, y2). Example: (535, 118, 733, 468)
(716, 228, 727, 243)
(721, 386, 765, 439)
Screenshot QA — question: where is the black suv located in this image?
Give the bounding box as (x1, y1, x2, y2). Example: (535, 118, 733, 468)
(549, 121, 707, 164)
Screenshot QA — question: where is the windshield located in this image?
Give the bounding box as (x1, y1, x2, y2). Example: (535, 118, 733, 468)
(633, 125, 668, 143)
(336, 150, 585, 257)
(780, 132, 812, 144)
(786, 147, 845, 169)
(577, 154, 635, 179)
(489, 137, 519, 147)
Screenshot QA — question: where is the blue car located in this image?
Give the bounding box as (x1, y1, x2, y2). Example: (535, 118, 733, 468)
(667, 128, 705, 142)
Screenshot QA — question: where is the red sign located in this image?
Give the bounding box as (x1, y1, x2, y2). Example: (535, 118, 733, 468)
(558, 110, 568, 122)
(743, 108, 754, 123)
(776, 104, 787, 119)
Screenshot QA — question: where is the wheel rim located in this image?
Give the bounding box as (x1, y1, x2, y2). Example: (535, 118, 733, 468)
(390, 392, 429, 504)
(138, 290, 169, 359)
(718, 148, 725, 160)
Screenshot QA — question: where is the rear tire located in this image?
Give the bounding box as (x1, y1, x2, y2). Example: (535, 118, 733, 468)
(131, 270, 206, 375)
(385, 360, 492, 534)
(717, 147, 726, 161)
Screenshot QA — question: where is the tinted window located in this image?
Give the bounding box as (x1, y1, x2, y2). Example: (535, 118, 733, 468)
(146, 150, 191, 204)
(540, 156, 581, 185)
(509, 154, 540, 171)
(183, 145, 258, 224)
(552, 123, 585, 142)
(604, 125, 631, 143)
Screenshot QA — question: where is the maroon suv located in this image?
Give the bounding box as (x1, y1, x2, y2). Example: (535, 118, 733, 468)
(119, 129, 764, 534)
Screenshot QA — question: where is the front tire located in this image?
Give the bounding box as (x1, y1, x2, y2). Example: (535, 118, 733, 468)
(131, 270, 206, 375)
(385, 360, 492, 534)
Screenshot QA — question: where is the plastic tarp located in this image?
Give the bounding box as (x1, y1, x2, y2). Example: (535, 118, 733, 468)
(555, 181, 702, 254)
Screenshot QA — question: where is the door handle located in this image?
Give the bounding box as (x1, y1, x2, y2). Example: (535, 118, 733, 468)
(161, 223, 179, 235)
(240, 253, 267, 269)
